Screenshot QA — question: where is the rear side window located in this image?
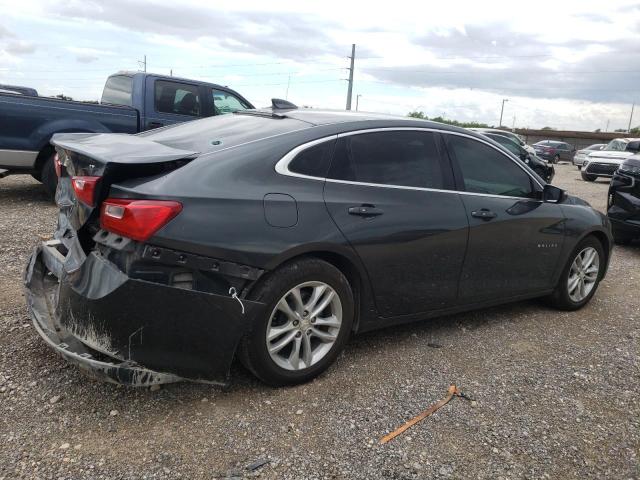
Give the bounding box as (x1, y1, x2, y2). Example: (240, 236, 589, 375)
(447, 135, 535, 198)
(289, 140, 335, 177)
(155, 80, 201, 117)
(101, 75, 133, 106)
(328, 131, 445, 189)
(211, 89, 250, 114)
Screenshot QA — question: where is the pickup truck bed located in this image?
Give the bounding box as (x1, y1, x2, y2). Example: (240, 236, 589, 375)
(0, 71, 253, 197)
(0, 93, 138, 173)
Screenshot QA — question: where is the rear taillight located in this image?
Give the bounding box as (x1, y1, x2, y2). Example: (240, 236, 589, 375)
(54, 154, 62, 178)
(71, 176, 101, 206)
(100, 198, 182, 242)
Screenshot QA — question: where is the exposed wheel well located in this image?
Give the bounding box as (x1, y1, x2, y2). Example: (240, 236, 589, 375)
(251, 251, 365, 332)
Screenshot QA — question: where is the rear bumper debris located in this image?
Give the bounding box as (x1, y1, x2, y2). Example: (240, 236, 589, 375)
(24, 241, 266, 386)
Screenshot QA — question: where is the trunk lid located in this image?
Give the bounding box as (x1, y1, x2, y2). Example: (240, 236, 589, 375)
(51, 132, 198, 272)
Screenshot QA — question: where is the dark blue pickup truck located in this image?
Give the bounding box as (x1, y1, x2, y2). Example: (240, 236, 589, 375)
(0, 72, 254, 195)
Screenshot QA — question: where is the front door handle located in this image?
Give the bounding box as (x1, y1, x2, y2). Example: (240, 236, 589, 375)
(471, 209, 497, 220)
(348, 205, 383, 217)
(148, 121, 164, 129)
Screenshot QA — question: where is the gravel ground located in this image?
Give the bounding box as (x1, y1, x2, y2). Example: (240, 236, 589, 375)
(1, 164, 638, 480)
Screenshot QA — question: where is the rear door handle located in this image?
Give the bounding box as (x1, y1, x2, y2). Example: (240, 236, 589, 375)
(471, 209, 497, 220)
(148, 121, 164, 129)
(348, 205, 383, 217)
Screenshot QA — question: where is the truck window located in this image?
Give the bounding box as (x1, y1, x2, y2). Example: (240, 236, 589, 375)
(155, 80, 201, 117)
(211, 89, 250, 114)
(101, 75, 133, 106)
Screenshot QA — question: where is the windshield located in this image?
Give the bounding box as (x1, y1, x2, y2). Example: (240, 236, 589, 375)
(604, 139, 628, 151)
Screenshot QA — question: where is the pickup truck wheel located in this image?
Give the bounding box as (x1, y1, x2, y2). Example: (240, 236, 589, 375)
(581, 172, 597, 182)
(41, 154, 58, 198)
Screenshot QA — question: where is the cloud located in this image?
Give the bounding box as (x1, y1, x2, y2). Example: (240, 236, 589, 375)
(0, 24, 14, 38)
(361, 23, 640, 103)
(46, 0, 349, 61)
(66, 46, 114, 63)
(5, 41, 36, 55)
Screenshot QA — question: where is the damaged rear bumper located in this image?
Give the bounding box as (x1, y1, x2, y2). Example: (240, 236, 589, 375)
(24, 241, 266, 386)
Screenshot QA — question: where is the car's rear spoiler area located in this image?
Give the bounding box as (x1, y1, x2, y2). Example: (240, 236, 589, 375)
(51, 132, 200, 166)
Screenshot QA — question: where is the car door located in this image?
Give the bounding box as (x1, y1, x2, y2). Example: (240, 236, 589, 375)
(143, 77, 203, 130)
(443, 133, 566, 303)
(323, 129, 469, 317)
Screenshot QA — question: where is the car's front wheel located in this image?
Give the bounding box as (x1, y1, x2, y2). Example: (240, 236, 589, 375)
(239, 258, 354, 386)
(581, 171, 597, 182)
(546, 236, 604, 311)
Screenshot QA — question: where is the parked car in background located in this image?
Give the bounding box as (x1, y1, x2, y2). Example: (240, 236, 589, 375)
(533, 140, 576, 163)
(573, 143, 606, 168)
(25, 106, 612, 387)
(478, 131, 554, 182)
(607, 154, 640, 244)
(470, 128, 536, 156)
(581, 138, 640, 182)
(0, 84, 38, 96)
(0, 71, 253, 196)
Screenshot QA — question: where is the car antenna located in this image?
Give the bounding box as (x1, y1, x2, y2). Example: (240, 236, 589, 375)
(271, 98, 298, 110)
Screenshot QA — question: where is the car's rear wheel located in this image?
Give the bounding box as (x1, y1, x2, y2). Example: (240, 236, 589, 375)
(239, 258, 354, 386)
(546, 236, 604, 311)
(581, 171, 597, 182)
(553, 154, 560, 163)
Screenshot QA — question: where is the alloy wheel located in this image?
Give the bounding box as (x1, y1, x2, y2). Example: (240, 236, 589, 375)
(567, 247, 600, 302)
(266, 281, 343, 371)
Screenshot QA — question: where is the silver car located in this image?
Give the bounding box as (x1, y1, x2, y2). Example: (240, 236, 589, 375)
(573, 143, 606, 168)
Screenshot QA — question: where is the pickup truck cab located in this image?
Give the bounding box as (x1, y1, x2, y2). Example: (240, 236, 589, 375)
(0, 72, 254, 195)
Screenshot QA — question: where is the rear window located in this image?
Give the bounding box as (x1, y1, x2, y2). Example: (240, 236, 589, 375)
(289, 140, 335, 177)
(137, 113, 309, 154)
(101, 75, 133, 106)
(155, 80, 201, 117)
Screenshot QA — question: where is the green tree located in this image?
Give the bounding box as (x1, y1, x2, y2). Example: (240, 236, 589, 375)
(407, 112, 490, 128)
(408, 111, 426, 119)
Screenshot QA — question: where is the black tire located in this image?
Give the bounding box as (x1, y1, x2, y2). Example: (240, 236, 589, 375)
(553, 154, 560, 164)
(239, 258, 354, 386)
(546, 236, 605, 311)
(40, 153, 58, 199)
(581, 172, 597, 182)
(31, 172, 42, 182)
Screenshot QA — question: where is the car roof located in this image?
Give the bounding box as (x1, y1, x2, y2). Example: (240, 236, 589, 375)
(246, 107, 474, 133)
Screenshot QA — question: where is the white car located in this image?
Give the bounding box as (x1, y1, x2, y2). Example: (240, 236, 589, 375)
(581, 138, 640, 181)
(573, 143, 606, 168)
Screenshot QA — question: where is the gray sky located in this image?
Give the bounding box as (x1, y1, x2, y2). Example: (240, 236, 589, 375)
(1, 0, 639, 130)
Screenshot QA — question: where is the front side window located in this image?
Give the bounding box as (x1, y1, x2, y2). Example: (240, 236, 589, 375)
(154, 80, 200, 116)
(605, 139, 627, 151)
(211, 89, 250, 114)
(328, 131, 445, 189)
(447, 135, 536, 198)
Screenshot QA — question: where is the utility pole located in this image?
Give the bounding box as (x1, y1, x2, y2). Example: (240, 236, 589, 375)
(605, 119, 610, 132)
(138, 55, 147, 72)
(512, 115, 516, 130)
(285, 75, 291, 100)
(628, 102, 635, 132)
(356, 94, 362, 111)
(170, 69, 173, 77)
(345, 44, 355, 110)
(499, 98, 509, 127)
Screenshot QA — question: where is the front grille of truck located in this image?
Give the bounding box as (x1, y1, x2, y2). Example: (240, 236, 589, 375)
(586, 163, 619, 176)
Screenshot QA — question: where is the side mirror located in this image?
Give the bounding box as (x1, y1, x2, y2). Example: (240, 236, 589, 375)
(542, 184, 567, 203)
